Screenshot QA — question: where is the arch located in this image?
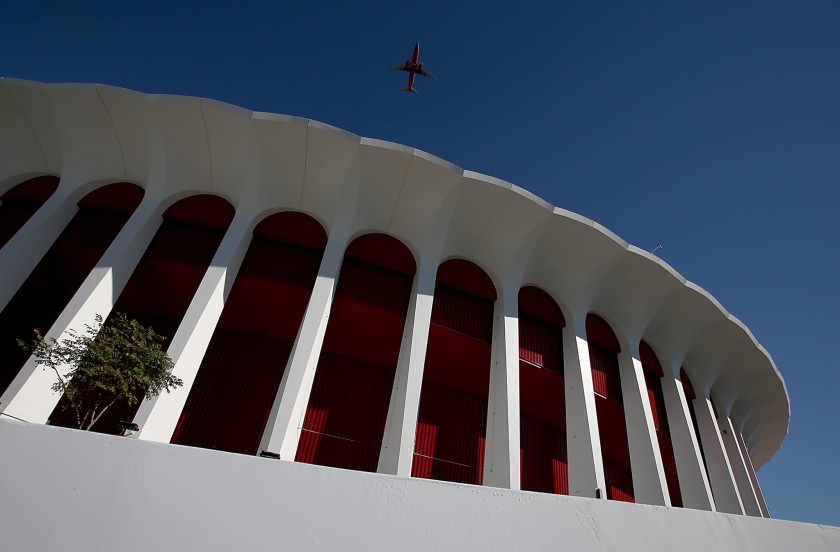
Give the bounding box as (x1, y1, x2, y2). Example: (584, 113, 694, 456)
(49, 194, 235, 432)
(640, 340, 682, 507)
(0, 182, 144, 396)
(296, 232, 416, 472)
(0, 175, 60, 250)
(412, 259, 497, 485)
(518, 286, 568, 495)
(586, 313, 634, 502)
(170, 211, 327, 454)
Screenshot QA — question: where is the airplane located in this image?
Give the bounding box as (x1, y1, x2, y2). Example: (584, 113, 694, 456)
(389, 42, 436, 94)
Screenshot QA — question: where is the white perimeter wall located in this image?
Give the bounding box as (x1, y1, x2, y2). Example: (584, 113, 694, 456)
(1, 419, 837, 552)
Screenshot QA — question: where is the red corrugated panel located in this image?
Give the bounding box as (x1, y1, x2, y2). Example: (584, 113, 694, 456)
(412, 381, 487, 485)
(589, 345, 622, 403)
(604, 456, 635, 502)
(0, 176, 60, 249)
(0, 186, 142, 396)
(520, 414, 569, 495)
(657, 430, 683, 507)
(335, 258, 413, 313)
(519, 316, 563, 375)
(518, 286, 565, 328)
(430, 285, 494, 343)
(644, 371, 669, 432)
(172, 333, 292, 454)
(296, 354, 395, 472)
(585, 313, 621, 353)
(239, 239, 324, 287)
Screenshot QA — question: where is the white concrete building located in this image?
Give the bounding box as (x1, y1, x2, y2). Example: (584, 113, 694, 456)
(1, 78, 837, 550)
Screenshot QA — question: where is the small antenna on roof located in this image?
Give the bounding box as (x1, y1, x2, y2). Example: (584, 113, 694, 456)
(651, 244, 664, 255)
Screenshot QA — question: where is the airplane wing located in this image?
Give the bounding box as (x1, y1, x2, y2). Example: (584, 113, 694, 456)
(418, 67, 436, 80)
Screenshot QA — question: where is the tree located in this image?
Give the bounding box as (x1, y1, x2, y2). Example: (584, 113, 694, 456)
(18, 313, 182, 431)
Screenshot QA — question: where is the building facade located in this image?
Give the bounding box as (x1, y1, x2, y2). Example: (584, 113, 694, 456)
(0, 79, 798, 538)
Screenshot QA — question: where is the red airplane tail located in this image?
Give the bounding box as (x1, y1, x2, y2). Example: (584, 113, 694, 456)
(402, 86, 419, 94)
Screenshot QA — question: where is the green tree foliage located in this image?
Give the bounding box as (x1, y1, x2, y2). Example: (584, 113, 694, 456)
(18, 313, 182, 431)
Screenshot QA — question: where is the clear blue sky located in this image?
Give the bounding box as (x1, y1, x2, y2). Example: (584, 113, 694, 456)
(2, 0, 838, 526)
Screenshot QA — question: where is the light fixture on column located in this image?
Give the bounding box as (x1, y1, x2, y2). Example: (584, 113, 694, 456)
(260, 450, 281, 459)
(116, 421, 140, 436)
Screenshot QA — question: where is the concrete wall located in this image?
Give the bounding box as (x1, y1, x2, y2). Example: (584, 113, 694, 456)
(1, 419, 837, 552)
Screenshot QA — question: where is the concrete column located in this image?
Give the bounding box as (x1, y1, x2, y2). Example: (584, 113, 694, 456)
(135, 211, 255, 442)
(377, 260, 436, 476)
(0, 197, 164, 422)
(564, 316, 606, 498)
(617, 345, 669, 506)
(257, 230, 348, 459)
(660, 374, 715, 510)
(0, 183, 78, 313)
(719, 415, 762, 516)
(482, 286, 520, 490)
(737, 431, 771, 517)
(693, 396, 745, 514)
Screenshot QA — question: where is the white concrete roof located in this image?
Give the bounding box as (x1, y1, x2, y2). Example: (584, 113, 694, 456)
(0, 78, 789, 469)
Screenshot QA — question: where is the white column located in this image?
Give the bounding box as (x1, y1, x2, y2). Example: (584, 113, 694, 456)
(693, 396, 745, 514)
(719, 414, 762, 516)
(134, 211, 255, 442)
(0, 197, 164, 422)
(660, 374, 715, 510)
(564, 316, 606, 498)
(0, 183, 78, 312)
(617, 345, 669, 506)
(482, 286, 520, 490)
(736, 431, 771, 517)
(377, 260, 436, 476)
(257, 230, 348, 459)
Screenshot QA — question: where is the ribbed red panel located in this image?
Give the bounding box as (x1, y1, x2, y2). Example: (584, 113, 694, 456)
(239, 239, 324, 287)
(585, 313, 620, 353)
(172, 333, 292, 454)
(296, 354, 394, 472)
(0, 188, 142, 396)
(519, 316, 563, 374)
(0, 176, 60, 249)
(589, 345, 622, 403)
(412, 381, 487, 485)
(518, 286, 565, 328)
(520, 414, 569, 494)
(680, 368, 697, 399)
(603, 456, 635, 502)
(430, 285, 494, 343)
(657, 430, 683, 507)
(644, 371, 668, 432)
(334, 258, 413, 313)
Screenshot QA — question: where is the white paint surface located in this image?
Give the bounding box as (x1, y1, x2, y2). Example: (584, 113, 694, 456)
(1, 419, 837, 552)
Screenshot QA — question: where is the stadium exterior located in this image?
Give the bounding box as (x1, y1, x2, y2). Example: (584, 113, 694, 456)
(1, 78, 837, 550)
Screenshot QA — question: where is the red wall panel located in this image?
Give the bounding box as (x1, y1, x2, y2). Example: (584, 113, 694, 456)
(430, 285, 494, 343)
(520, 414, 568, 495)
(172, 334, 292, 454)
(519, 316, 563, 375)
(412, 381, 487, 485)
(589, 345, 622, 403)
(0, 176, 60, 249)
(297, 354, 395, 472)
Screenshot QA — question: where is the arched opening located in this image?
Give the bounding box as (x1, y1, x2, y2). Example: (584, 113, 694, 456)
(586, 313, 634, 502)
(681, 367, 712, 496)
(296, 233, 417, 472)
(49, 194, 235, 432)
(412, 259, 496, 485)
(518, 286, 568, 495)
(0, 182, 144, 396)
(171, 211, 328, 455)
(639, 341, 682, 506)
(0, 175, 60, 249)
